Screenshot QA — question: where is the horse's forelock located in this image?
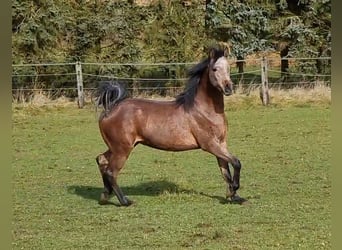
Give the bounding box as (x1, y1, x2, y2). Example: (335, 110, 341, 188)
(209, 47, 226, 62)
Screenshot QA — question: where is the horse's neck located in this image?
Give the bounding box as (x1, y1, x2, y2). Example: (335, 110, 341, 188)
(195, 71, 224, 114)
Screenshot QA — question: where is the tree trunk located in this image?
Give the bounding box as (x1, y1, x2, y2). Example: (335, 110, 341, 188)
(280, 46, 289, 78)
(236, 56, 244, 74)
(316, 46, 323, 74)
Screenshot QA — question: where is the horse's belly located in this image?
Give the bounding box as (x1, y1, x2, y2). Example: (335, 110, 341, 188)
(140, 138, 199, 151)
(138, 125, 199, 151)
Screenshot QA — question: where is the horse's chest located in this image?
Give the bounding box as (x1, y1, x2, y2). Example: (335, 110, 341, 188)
(194, 113, 227, 141)
(208, 120, 226, 140)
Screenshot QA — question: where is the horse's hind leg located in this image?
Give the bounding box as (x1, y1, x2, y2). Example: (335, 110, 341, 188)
(96, 150, 113, 204)
(108, 151, 133, 206)
(96, 149, 133, 206)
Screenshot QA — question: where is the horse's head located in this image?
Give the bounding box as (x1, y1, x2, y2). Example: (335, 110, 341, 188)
(208, 47, 234, 96)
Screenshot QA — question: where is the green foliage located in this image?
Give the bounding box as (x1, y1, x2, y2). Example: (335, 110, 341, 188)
(143, 0, 205, 63)
(141, 0, 206, 85)
(205, 0, 331, 74)
(12, 0, 331, 62)
(12, 0, 331, 63)
(206, 0, 271, 59)
(271, 0, 331, 73)
(12, 0, 331, 88)
(12, 0, 66, 63)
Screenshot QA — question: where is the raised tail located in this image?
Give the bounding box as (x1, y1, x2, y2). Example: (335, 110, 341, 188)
(95, 81, 128, 112)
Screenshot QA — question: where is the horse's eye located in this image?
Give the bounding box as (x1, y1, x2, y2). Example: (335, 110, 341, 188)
(213, 68, 217, 72)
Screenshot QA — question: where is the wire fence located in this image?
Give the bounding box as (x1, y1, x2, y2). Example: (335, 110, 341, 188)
(12, 56, 331, 106)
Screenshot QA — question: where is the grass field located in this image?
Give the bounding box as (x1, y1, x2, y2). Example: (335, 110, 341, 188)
(12, 101, 331, 249)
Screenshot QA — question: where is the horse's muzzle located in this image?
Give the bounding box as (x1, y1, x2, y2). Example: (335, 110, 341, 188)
(224, 85, 233, 96)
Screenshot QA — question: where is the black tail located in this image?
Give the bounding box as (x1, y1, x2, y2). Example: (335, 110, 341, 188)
(95, 81, 128, 112)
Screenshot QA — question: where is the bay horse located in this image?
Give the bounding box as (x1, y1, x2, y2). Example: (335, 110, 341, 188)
(95, 47, 242, 206)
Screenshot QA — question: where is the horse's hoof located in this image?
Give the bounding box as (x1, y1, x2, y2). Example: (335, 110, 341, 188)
(230, 195, 241, 202)
(122, 199, 134, 207)
(230, 195, 249, 205)
(119, 197, 134, 207)
(99, 192, 110, 205)
(99, 200, 110, 205)
(226, 192, 235, 199)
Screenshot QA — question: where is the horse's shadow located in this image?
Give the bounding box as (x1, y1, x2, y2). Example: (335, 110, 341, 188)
(67, 180, 247, 205)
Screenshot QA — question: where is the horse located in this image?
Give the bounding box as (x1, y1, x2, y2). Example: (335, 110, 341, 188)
(94, 47, 242, 206)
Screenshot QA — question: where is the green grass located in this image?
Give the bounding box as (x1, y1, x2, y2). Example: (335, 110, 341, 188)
(12, 104, 331, 249)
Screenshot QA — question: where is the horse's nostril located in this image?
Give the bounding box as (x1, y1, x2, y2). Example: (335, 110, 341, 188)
(224, 85, 232, 96)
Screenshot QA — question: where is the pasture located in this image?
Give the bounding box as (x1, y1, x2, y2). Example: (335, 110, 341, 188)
(12, 102, 331, 249)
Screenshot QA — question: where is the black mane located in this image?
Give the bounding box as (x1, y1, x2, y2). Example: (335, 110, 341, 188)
(175, 47, 225, 110)
(175, 59, 209, 110)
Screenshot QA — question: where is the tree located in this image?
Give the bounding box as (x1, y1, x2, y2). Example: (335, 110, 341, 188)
(143, 0, 206, 63)
(271, 0, 331, 75)
(12, 0, 67, 63)
(142, 0, 206, 86)
(12, 0, 331, 92)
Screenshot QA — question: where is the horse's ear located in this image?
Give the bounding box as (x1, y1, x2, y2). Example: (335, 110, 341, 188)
(209, 48, 216, 60)
(223, 45, 231, 57)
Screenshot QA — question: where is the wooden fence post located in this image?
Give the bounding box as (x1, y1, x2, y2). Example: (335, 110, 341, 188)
(260, 56, 270, 105)
(75, 61, 84, 108)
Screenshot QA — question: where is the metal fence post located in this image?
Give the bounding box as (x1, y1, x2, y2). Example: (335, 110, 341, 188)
(260, 56, 270, 105)
(75, 61, 84, 108)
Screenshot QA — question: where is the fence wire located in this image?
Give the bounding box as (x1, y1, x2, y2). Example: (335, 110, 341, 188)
(12, 57, 331, 101)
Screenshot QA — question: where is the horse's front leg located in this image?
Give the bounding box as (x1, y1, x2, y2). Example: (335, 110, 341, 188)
(216, 157, 235, 198)
(203, 141, 242, 201)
